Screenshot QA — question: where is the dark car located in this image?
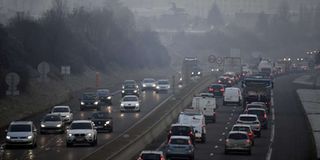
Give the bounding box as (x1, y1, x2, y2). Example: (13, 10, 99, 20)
(208, 84, 225, 96)
(96, 89, 112, 105)
(122, 84, 139, 97)
(89, 111, 113, 132)
(167, 124, 195, 145)
(217, 76, 233, 87)
(80, 92, 100, 111)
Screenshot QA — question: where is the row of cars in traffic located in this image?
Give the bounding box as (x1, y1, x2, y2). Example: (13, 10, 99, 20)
(4, 78, 171, 149)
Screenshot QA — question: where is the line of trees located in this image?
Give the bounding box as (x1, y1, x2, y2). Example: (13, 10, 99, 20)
(0, 0, 170, 96)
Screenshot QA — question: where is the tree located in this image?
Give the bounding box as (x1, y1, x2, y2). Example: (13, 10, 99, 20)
(207, 2, 224, 28)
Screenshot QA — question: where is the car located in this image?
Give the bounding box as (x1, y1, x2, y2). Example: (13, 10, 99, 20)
(208, 84, 225, 97)
(223, 87, 242, 106)
(141, 78, 157, 91)
(217, 76, 233, 87)
(51, 106, 73, 123)
(249, 102, 270, 113)
(231, 124, 255, 145)
(199, 92, 215, 98)
(66, 120, 97, 147)
(237, 114, 261, 137)
(80, 92, 100, 111)
(223, 72, 237, 84)
(5, 121, 37, 148)
(40, 114, 65, 134)
(178, 110, 206, 142)
(96, 89, 112, 105)
(120, 95, 141, 112)
(89, 111, 113, 132)
(224, 131, 252, 155)
(122, 83, 140, 97)
(165, 136, 195, 160)
(156, 79, 170, 93)
(137, 150, 166, 160)
(167, 124, 195, 145)
(245, 108, 268, 129)
(122, 80, 139, 90)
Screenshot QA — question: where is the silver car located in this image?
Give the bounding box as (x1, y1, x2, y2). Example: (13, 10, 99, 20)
(156, 79, 170, 93)
(166, 136, 195, 160)
(40, 114, 65, 134)
(5, 121, 37, 148)
(51, 106, 73, 123)
(237, 114, 261, 137)
(66, 120, 98, 147)
(225, 131, 252, 155)
(141, 78, 157, 91)
(120, 95, 140, 112)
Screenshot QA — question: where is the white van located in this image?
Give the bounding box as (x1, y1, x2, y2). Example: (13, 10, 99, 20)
(223, 87, 242, 106)
(178, 110, 207, 143)
(191, 95, 216, 123)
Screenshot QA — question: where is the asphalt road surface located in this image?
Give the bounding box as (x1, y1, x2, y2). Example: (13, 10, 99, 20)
(1, 89, 171, 160)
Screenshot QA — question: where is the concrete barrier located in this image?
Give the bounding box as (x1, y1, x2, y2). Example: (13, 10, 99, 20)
(83, 74, 215, 160)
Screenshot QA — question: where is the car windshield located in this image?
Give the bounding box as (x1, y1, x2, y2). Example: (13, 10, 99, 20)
(247, 104, 263, 108)
(70, 122, 92, 129)
(171, 126, 192, 135)
(53, 107, 69, 113)
(9, 124, 31, 132)
(141, 154, 161, 160)
(247, 110, 264, 116)
(210, 85, 223, 89)
(170, 138, 189, 145)
(240, 116, 257, 121)
(82, 93, 96, 99)
(229, 133, 248, 140)
(124, 84, 136, 89)
(158, 81, 169, 84)
(232, 126, 250, 132)
(123, 97, 138, 101)
(44, 115, 61, 121)
(97, 90, 109, 96)
(143, 79, 155, 83)
(91, 112, 111, 119)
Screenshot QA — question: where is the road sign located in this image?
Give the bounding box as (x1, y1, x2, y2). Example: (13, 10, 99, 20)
(37, 61, 50, 82)
(208, 55, 216, 63)
(216, 57, 223, 65)
(5, 72, 20, 96)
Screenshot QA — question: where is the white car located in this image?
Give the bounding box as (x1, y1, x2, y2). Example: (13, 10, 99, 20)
(120, 95, 140, 112)
(5, 121, 37, 148)
(51, 106, 73, 123)
(156, 79, 170, 93)
(223, 87, 242, 106)
(66, 120, 97, 147)
(141, 78, 157, 91)
(178, 110, 206, 143)
(237, 114, 261, 137)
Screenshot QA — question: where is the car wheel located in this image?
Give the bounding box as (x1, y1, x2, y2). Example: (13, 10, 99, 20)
(32, 141, 37, 149)
(92, 138, 98, 146)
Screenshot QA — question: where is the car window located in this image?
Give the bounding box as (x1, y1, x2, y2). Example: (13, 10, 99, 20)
(239, 116, 257, 121)
(141, 154, 161, 160)
(247, 104, 263, 108)
(53, 107, 69, 113)
(123, 97, 138, 101)
(171, 126, 192, 135)
(228, 133, 248, 140)
(9, 124, 31, 132)
(247, 110, 264, 116)
(91, 112, 111, 119)
(170, 138, 189, 145)
(70, 122, 92, 129)
(143, 79, 155, 83)
(211, 85, 223, 89)
(44, 115, 61, 121)
(124, 84, 136, 88)
(158, 80, 169, 84)
(83, 94, 96, 99)
(232, 126, 250, 132)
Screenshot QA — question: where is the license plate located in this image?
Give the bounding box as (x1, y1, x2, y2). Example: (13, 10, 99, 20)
(76, 137, 84, 141)
(195, 133, 201, 137)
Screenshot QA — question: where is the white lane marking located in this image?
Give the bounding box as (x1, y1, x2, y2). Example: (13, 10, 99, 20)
(272, 108, 275, 121)
(222, 132, 225, 136)
(266, 148, 273, 160)
(225, 127, 228, 130)
(227, 122, 230, 125)
(156, 141, 166, 151)
(266, 96, 275, 160)
(270, 124, 275, 142)
(214, 145, 219, 149)
(219, 138, 222, 142)
(210, 153, 214, 156)
(229, 117, 232, 120)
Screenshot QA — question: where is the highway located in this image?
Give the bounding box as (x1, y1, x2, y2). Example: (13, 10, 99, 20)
(1, 89, 172, 160)
(146, 73, 316, 160)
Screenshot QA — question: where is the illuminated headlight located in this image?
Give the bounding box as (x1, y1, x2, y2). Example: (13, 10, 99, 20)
(143, 84, 146, 87)
(94, 101, 99, 105)
(66, 115, 70, 118)
(41, 124, 45, 128)
(156, 86, 160, 89)
(191, 72, 194, 75)
(107, 96, 112, 100)
(152, 84, 156, 87)
(179, 78, 182, 81)
(56, 124, 62, 127)
(121, 103, 124, 106)
(228, 81, 232, 83)
(27, 136, 33, 139)
(198, 72, 201, 75)
(87, 133, 92, 137)
(136, 103, 140, 107)
(6, 136, 10, 140)
(211, 69, 214, 72)
(218, 80, 221, 83)
(134, 90, 137, 93)
(81, 102, 85, 105)
(122, 86, 124, 89)
(105, 121, 110, 125)
(68, 133, 73, 137)
(121, 90, 125, 93)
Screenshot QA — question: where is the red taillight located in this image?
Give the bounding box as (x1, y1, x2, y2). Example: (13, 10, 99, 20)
(188, 140, 192, 145)
(220, 88, 224, 92)
(246, 139, 251, 144)
(264, 113, 267, 119)
(160, 156, 165, 160)
(209, 88, 214, 92)
(189, 131, 193, 136)
(137, 157, 143, 160)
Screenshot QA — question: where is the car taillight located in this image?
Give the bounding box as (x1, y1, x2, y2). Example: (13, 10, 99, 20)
(209, 88, 214, 92)
(228, 80, 232, 83)
(225, 139, 229, 144)
(160, 156, 165, 160)
(220, 88, 224, 92)
(264, 113, 267, 119)
(188, 140, 192, 145)
(218, 80, 221, 83)
(246, 139, 251, 144)
(137, 157, 143, 160)
(189, 131, 193, 136)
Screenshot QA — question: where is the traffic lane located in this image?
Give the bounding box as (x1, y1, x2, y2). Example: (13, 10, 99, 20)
(3, 90, 171, 160)
(271, 74, 315, 160)
(195, 97, 273, 160)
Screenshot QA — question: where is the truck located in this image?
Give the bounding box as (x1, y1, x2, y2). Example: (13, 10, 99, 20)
(242, 77, 273, 112)
(191, 94, 216, 123)
(181, 57, 201, 85)
(223, 57, 242, 74)
(258, 60, 273, 77)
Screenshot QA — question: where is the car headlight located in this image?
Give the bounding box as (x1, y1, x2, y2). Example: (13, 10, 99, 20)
(105, 121, 110, 125)
(68, 133, 73, 137)
(136, 103, 140, 107)
(134, 90, 137, 93)
(66, 115, 70, 118)
(142, 84, 146, 87)
(27, 136, 32, 139)
(152, 84, 156, 87)
(198, 71, 201, 75)
(56, 124, 62, 127)
(107, 96, 112, 100)
(81, 102, 85, 105)
(6, 136, 10, 140)
(122, 90, 125, 93)
(156, 86, 160, 89)
(94, 101, 99, 105)
(191, 72, 194, 75)
(41, 124, 45, 128)
(87, 133, 92, 137)
(121, 103, 124, 106)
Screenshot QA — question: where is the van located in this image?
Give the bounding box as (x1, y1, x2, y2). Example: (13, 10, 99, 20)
(223, 87, 242, 106)
(191, 95, 216, 123)
(178, 110, 206, 143)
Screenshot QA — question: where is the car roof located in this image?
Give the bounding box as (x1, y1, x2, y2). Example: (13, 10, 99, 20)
(53, 105, 70, 109)
(239, 114, 258, 118)
(143, 78, 155, 81)
(97, 89, 110, 92)
(170, 136, 190, 140)
(171, 123, 192, 127)
(228, 131, 248, 135)
(123, 95, 138, 98)
(225, 87, 240, 90)
(72, 120, 92, 123)
(247, 108, 266, 112)
(158, 79, 169, 81)
(45, 113, 61, 117)
(10, 121, 33, 125)
(124, 80, 136, 83)
(232, 124, 251, 128)
(140, 150, 163, 154)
